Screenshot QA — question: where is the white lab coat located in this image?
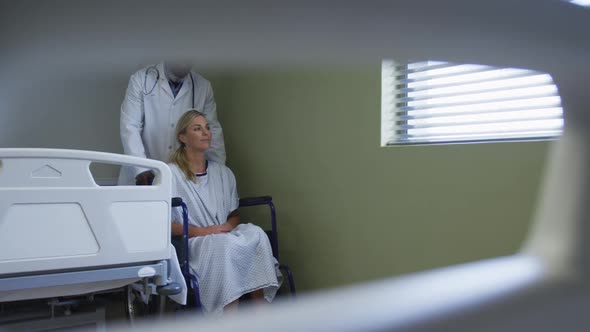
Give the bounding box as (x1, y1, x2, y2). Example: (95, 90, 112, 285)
(119, 63, 226, 184)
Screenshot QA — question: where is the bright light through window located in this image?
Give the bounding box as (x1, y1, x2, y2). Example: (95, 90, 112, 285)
(569, 0, 590, 7)
(381, 60, 564, 145)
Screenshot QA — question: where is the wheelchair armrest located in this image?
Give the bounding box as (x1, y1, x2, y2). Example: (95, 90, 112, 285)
(238, 195, 280, 261)
(239, 196, 273, 207)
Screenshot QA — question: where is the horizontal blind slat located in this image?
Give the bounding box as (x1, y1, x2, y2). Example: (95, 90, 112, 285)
(396, 119, 563, 136)
(397, 94, 561, 111)
(392, 130, 563, 143)
(396, 70, 543, 93)
(396, 113, 563, 130)
(396, 75, 556, 101)
(396, 106, 563, 121)
(404, 86, 559, 107)
(388, 132, 561, 145)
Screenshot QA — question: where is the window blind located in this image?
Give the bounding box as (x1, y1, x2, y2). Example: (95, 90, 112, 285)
(381, 60, 564, 145)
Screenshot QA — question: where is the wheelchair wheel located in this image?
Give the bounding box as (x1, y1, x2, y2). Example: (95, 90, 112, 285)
(125, 285, 151, 324)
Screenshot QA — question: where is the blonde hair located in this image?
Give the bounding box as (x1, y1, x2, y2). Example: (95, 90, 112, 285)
(169, 109, 207, 182)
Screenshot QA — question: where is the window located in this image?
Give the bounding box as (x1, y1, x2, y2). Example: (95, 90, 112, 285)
(381, 60, 564, 145)
(569, 0, 590, 7)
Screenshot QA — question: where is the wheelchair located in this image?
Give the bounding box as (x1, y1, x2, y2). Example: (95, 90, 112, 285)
(171, 195, 296, 311)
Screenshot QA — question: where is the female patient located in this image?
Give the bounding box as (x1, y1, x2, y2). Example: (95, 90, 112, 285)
(169, 109, 282, 315)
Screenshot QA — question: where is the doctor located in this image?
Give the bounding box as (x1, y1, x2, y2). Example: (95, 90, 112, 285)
(119, 61, 226, 185)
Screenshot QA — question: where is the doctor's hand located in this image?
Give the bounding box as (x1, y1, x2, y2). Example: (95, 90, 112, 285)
(135, 170, 155, 185)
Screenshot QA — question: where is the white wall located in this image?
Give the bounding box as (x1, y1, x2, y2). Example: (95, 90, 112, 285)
(0, 69, 140, 178)
(0, 72, 126, 151)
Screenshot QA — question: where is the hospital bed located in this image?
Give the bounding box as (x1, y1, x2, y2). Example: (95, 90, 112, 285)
(0, 148, 185, 330)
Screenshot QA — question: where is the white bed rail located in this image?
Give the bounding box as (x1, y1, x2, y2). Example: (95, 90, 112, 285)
(0, 148, 172, 275)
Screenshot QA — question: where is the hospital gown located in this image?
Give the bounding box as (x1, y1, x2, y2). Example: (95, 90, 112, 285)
(170, 161, 282, 314)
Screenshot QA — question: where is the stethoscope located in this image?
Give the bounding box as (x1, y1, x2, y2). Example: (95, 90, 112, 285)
(143, 64, 196, 108)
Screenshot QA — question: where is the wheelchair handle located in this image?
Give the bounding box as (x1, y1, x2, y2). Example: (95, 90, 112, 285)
(172, 197, 183, 207)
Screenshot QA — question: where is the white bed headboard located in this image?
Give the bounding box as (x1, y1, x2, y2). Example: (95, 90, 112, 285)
(0, 148, 172, 275)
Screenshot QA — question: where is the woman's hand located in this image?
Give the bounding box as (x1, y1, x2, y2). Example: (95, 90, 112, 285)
(204, 223, 234, 235)
(217, 223, 235, 233)
(182, 223, 235, 237)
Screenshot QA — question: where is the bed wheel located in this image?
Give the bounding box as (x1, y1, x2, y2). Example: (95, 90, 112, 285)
(125, 285, 151, 324)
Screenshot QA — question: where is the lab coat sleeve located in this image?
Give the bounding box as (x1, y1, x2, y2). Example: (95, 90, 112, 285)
(120, 72, 150, 176)
(203, 82, 227, 164)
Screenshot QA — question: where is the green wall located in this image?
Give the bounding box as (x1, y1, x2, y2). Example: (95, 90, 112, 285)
(207, 64, 550, 292)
